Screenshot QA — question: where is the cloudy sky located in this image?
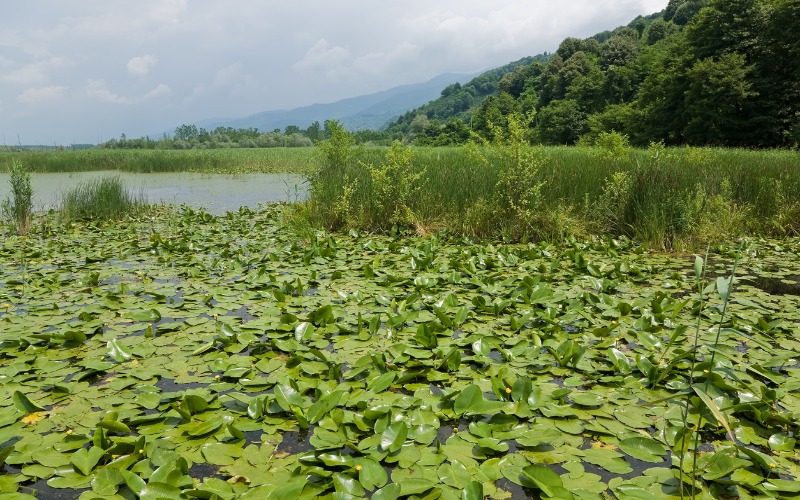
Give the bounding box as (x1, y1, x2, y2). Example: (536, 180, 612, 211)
(1, 0, 666, 145)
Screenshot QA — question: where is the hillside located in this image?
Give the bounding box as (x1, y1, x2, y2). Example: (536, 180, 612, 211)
(391, 0, 800, 148)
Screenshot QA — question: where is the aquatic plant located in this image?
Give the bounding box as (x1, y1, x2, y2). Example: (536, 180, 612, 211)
(1, 160, 33, 235)
(60, 176, 147, 221)
(0, 207, 798, 498)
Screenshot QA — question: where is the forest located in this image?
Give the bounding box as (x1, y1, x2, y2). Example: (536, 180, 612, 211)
(390, 0, 800, 148)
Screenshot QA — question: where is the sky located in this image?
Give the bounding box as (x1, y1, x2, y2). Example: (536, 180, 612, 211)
(1, 0, 667, 145)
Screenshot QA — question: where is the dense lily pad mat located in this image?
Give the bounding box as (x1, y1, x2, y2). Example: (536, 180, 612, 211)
(1, 206, 799, 499)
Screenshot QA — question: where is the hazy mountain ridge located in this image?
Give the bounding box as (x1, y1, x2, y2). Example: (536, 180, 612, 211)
(196, 73, 478, 133)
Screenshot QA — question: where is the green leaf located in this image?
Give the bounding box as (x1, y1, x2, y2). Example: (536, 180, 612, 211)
(307, 390, 345, 424)
(130, 309, 161, 322)
(0, 445, 14, 468)
(694, 255, 704, 282)
(186, 416, 225, 437)
(380, 421, 408, 453)
(692, 384, 734, 441)
(454, 385, 482, 416)
(355, 456, 388, 490)
(120, 469, 146, 495)
(71, 446, 105, 476)
(96, 420, 131, 434)
(618, 437, 666, 463)
(716, 275, 732, 302)
(768, 433, 796, 452)
(12, 391, 45, 413)
(368, 372, 396, 393)
(106, 339, 133, 362)
(372, 483, 401, 500)
(91, 467, 123, 496)
(294, 321, 315, 342)
(333, 472, 365, 496)
(462, 481, 483, 500)
(765, 479, 800, 493)
(274, 384, 304, 411)
(398, 478, 436, 496)
(140, 482, 184, 500)
(521, 464, 563, 496)
(181, 394, 210, 415)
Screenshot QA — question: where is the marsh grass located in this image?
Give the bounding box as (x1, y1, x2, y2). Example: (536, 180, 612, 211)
(301, 133, 800, 247)
(1, 160, 33, 235)
(60, 176, 147, 222)
(2, 148, 316, 174)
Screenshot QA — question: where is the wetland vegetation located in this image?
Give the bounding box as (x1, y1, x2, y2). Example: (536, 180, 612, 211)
(2, 0, 800, 495)
(1, 201, 800, 499)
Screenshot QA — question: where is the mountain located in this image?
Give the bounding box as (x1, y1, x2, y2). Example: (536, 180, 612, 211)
(196, 73, 478, 133)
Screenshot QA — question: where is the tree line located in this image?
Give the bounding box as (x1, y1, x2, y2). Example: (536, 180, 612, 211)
(99, 121, 399, 150)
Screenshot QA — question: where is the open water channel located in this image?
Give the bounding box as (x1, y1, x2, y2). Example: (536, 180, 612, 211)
(0, 171, 307, 215)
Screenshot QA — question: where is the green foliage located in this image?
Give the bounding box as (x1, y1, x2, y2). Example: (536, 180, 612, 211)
(391, 0, 798, 148)
(60, 176, 147, 222)
(593, 130, 631, 160)
(362, 142, 424, 230)
(1, 148, 317, 174)
(594, 170, 633, 233)
(2, 160, 33, 235)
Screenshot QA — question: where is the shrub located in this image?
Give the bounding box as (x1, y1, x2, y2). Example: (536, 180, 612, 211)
(594, 130, 631, 160)
(61, 176, 146, 221)
(2, 160, 33, 235)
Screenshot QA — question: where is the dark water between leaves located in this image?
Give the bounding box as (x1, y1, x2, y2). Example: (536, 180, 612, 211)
(0, 171, 307, 215)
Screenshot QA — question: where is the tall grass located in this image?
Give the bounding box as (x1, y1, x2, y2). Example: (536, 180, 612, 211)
(300, 128, 800, 247)
(1, 148, 317, 174)
(60, 176, 147, 222)
(1, 160, 33, 235)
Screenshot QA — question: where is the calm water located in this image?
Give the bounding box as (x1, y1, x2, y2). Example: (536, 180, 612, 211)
(0, 171, 307, 215)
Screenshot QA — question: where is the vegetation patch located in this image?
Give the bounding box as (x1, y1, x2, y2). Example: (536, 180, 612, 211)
(1, 206, 799, 499)
(1, 160, 33, 235)
(60, 176, 147, 222)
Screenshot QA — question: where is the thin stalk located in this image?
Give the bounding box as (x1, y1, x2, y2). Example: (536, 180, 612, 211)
(679, 248, 709, 500)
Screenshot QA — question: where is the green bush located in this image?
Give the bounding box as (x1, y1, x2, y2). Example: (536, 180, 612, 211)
(60, 176, 146, 222)
(2, 160, 33, 235)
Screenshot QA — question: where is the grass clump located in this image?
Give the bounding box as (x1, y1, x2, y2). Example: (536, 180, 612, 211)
(60, 176, 146, 222)
(2, 160, 33, 235)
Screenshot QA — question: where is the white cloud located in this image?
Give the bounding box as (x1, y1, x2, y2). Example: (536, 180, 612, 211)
(127, 54, 158, 76)
(2, 57, 70, 85)
(87, 79, 170, 104)
(88, 79, 130, 104)
(147, 0, 187, 25)
(145, 83, 171, 99)
(17, 85, 67, 104)
(293, 39, 351, 73)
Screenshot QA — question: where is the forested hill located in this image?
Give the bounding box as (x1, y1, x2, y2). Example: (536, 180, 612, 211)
(388, 0, 800, 148)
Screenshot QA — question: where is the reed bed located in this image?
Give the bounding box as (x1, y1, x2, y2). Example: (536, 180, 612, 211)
(305, 140, 800, 248)
(0, 148, 317, 174)
(60, 176, 148, 221)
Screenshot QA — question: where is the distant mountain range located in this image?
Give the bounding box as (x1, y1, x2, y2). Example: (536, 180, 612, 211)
(195, 73, 478, 133)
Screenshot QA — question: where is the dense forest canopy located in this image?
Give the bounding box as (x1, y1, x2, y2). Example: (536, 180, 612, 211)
(390, 0, 800, 148)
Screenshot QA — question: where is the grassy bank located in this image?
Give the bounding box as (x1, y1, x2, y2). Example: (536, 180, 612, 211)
(0, 148, 318, 174)
(304, 124, 800, 249)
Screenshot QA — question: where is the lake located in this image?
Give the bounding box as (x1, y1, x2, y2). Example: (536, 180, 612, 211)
(0, 171, 307, 215)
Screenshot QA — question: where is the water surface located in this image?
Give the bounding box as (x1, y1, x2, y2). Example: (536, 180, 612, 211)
(0, 171, 307, 214)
